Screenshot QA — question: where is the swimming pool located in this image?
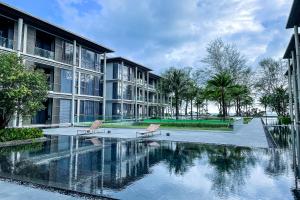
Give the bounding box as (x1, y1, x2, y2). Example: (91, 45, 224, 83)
(0, 133, 296, 200)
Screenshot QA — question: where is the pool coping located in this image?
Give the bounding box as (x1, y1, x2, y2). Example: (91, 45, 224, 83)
(0, 176, 117, 200)
(0, 137, 49, 147)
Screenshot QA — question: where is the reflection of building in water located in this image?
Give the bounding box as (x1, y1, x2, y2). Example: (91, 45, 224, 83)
(3, 136, 171, 195)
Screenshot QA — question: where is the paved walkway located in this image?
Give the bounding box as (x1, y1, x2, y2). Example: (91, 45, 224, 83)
(43, 118, 268, 148)
(0, 181, 81, 200)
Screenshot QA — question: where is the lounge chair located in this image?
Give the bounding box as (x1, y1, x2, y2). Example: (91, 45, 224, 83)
(136, 124, 161, 138)
(77, 120, 104, 135)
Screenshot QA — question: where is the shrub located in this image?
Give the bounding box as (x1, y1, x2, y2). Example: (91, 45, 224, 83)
(278, 116, 291, 125)
(243, 117, 253, 124)
(0, 128, 43, 142)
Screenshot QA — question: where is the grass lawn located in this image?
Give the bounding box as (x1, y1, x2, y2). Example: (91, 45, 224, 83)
(143, 119, 232, 124)
(76, 118, 233, 131)
(100, 123, 231, 131)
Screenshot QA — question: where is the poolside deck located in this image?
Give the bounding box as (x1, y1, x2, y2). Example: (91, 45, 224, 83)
(43, 118, 269, 148)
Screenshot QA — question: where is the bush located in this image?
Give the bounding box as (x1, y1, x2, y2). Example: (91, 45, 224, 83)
(0, 128, 43, 142)
(243, 117, 253, 124)
(278, 116, 291, 125)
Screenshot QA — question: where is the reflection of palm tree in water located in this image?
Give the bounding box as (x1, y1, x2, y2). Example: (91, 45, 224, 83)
(205, 146, 256, 198)
(162, 143, 205, 175)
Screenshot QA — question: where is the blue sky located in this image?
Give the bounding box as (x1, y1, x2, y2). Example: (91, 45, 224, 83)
(2, 0, 293, 74)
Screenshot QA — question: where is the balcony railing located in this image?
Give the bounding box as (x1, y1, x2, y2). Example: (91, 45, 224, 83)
(137, 96, 144, 101)
(34, 47, 55, 60)
(136, 79, 144, 85)
(0, 36, 14, 49)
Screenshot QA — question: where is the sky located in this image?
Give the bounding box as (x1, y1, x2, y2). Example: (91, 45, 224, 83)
(1, 0, 294, 75)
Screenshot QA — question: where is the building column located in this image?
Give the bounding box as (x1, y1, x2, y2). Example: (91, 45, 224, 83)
(121, 61, 124, 121)
(142, 72, 145, 119)
(146, 72, 149, 118)
(292, 50, 300, 170)
(135, 67, 138, 121)
(289, 58, 297, 170)
(102, 53, 107, 121)
(13, 18, 24, 127)
(76, 46, 82, 124)
(71, 40, 77, 126)
(22, 24, 27, 54)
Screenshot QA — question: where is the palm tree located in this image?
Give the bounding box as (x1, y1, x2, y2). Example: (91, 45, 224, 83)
(207, 72, 233, 120)
(195, 89, 205, 119)
(229, 84, 250, 116)
(160, 68, 190, 120)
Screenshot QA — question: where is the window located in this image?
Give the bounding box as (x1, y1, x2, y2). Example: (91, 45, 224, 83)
(79, 101, 102, 122)
(80, 73, 101, 96)
(81, 48, 101, 71)
(62, 41, 74, 64)
(61, 69, 73, 93)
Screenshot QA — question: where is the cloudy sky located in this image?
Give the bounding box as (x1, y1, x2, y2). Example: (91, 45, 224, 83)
(2, 0, 294, 74)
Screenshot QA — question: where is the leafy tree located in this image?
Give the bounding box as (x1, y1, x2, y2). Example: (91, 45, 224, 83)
(195, 89, 205, 119)
(259, 94, 270, 116)
(200, 38, 251, 85)
(206, 72, 233, 119)
(229, 84, 250, 116)
(268, 87, 288, 116)
(255, 58, 287, 95)
(0, 53, 48, 128)
(160, 67, 190, 120)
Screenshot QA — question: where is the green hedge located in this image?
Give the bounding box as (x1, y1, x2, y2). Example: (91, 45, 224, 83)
(135, 122, 231, 128)
(243, 117, 253, 124)
(278, 116, 291, 125)
(0, 128, 43, 142)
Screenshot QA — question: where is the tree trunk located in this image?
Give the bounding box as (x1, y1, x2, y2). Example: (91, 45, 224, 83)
(190, 100, 193, 120)
(197, 104, 199, 120)
(221, 89, 226, 120)
(175, 96, 179, 120)
(185, 100, 188, 117)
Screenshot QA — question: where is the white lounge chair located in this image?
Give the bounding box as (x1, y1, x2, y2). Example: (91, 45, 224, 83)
(77, 120, 104, 135)
(136, 124, 161, 138)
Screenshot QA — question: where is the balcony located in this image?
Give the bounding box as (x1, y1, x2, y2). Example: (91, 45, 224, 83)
(136, 79, 144, 85)
(34, 47, 55, 60)
(137, 96, 144, 101)
(0, 36, 13, 49)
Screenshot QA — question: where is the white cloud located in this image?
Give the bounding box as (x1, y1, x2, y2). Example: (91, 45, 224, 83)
(54, 0, 293, 74)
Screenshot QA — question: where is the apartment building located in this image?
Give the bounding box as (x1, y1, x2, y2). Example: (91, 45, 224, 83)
(0, 3, 170, 126)
(105, 57, 169, 121)
(284, 0, 300, 169)
(0, 3, 113, 127)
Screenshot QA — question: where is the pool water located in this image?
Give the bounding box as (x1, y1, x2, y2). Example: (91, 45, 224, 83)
(0, 132, 297, 200)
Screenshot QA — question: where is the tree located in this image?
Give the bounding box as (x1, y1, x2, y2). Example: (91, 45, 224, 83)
(0, 53, 48, 128)
(255, 58, 287, 95)
(259, 95, 270, 116)
(200, 38, 251, 85)
(207, 72, 233, 119)
(195, 89, 205, 119)
(229, 84, 250, 116)
(268, 87, 288, 116)
(160, 67, 190, 120)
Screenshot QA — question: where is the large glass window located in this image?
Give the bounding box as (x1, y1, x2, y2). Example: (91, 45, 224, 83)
(113, 63, 119, 79)
(35, 30, 55, 59)
(0, 16, 14, 49)
(59, 99, 71, 123)
(61, 69, 73, 93)
(80, 73, 101, 96)
(81, 48, 101, 71)
(62, 41, 74, 64)
(79, 100, 102, 122)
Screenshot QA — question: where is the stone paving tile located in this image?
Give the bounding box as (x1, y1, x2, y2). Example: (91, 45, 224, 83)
(43, 118, 268, 148)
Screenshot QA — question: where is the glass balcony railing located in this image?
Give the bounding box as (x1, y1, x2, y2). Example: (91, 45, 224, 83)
(137, 96, 144, 101)
(0, 36, 14, 49)
(137, 79, 144, 85)
(34, 47, 55, 60)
